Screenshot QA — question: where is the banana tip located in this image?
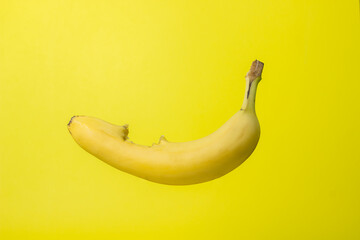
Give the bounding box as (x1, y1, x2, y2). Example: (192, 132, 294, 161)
(68, 115, 78, 128)
(247, 59, 264, 81)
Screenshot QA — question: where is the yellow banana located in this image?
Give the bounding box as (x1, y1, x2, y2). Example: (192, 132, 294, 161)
(68, 60, 264, 185)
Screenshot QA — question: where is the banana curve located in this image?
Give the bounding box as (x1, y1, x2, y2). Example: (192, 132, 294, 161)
(68, 60, 264, 185)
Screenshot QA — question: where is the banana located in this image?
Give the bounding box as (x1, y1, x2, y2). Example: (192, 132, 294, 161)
(68, 60, 264, 185)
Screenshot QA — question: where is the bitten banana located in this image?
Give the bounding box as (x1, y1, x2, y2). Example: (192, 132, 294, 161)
(68, 60, 264, 185)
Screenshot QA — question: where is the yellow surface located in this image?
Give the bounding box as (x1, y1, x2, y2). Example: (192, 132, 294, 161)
(0, 0, 359, 239)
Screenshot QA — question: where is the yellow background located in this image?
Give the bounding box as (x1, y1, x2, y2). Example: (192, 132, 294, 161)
(1, 0, 359, 239)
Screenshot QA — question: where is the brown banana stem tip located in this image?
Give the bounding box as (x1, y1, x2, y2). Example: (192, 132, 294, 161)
(246, 60, 264, 82)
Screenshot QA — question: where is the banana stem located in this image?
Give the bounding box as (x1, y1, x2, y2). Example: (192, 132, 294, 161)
(241, 60, 264, 112)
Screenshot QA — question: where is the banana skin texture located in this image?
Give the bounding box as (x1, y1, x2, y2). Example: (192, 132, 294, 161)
(68, 60, 264, 185)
